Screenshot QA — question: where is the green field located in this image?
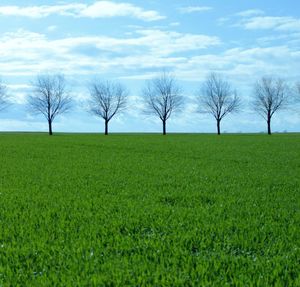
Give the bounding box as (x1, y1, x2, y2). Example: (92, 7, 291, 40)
(0, 133, 299, 286)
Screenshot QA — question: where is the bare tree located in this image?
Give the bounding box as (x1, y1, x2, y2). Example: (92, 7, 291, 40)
(253, 77, 289, 135)
(88, 80, 128, 135)
(0, 79, 8, 112)
(143, 72, 183, 135)
(28, 74, 72, 135)
(197, 73, 240, 135)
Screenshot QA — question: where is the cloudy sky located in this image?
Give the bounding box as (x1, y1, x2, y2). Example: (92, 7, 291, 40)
(0, 0, 299, 133)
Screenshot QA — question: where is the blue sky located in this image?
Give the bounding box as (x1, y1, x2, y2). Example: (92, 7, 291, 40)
(0, 0, 299, 133)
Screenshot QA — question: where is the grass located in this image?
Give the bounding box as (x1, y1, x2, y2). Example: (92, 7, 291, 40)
(0, 133, 299, 286)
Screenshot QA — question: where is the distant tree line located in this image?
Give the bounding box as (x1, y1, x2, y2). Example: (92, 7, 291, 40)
(0, 72, 299, 136)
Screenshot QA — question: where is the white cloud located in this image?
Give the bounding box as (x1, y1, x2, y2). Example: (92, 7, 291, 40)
(0, 1, 164, 21)
(4, 84, 32, 104)
(0, 29, 299, 100)
(6, 84, 31, 90)
(119, 73, 159, 80)
(170, 22, 180, 27)
(179, 6, 212, 14)
(0, 3, 84, 18)
(218, 9, 264, 26)
(47, 25, 57, 32)
(9, 92, 27, 104)
(222, 10, 300, 34)
(79, 1, 164, 21)
(172, 45, 300, 86)
(241, 16, 300, 31)
(235, 9, 264, 17)
(0, 29, 220, 76)
(132, 30, 220, 55)
(233, 12, 300, 32)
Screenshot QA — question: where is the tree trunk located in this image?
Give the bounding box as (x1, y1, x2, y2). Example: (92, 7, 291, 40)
(48, 120, 53, 135)
(105, 120, 108, 135)
(217, 119, 221, 135)
(267, 118, 271, 135)
(163, 120, 166, 135)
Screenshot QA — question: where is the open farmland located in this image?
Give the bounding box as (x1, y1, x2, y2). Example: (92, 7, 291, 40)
(0, 133, 299, 286)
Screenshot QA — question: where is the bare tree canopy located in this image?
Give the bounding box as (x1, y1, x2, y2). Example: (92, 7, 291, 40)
(0, 79, 9, 112)
(253, 76, 289, 135)
(28, 74, 72, 135)
(143, 72, 183, 135)
(197, 73, 240, 135)
(89, 80, 128, 135)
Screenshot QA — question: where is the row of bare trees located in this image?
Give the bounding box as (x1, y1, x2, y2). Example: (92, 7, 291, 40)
(0, 73, 299, 135)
